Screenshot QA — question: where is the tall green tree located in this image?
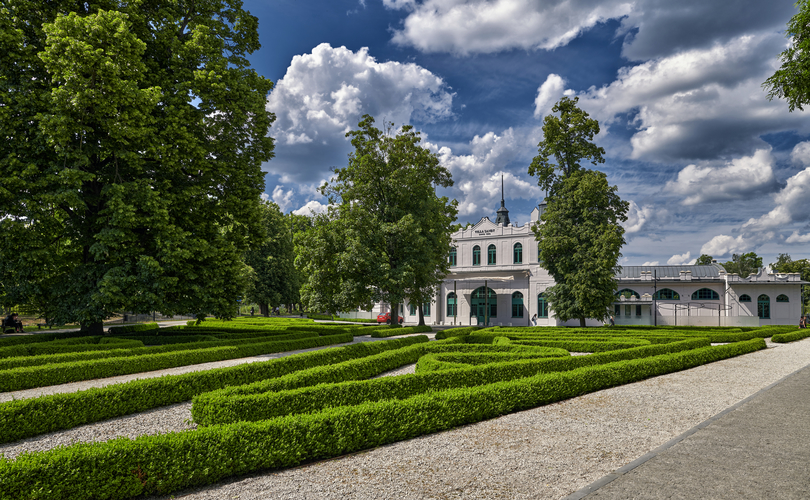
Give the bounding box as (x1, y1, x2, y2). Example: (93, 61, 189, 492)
(720, 252, 763, 278)
(529, 97, 628, 327)
(695, 254, 715, 265)
(244, 202, 297, 316)
(0, 1, 274, 333)
(298, 115, 457, 322)
(763, 0, 810, 111)
(770, 253, 810, 313)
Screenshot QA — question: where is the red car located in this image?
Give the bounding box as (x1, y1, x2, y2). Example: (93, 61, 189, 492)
(376, 312, 404, 324)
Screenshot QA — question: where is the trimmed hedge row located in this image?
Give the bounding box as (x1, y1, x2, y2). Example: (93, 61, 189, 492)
(771, 328, 810, 343)
(0, 332, 320, 371)
(433, 326, 483, 339)
(0, 339, 763, 500)
(0, 333, 354, 393)
(106, 323, 159, 334)
(510, 339, 650, 352)
(370, 325, 433, 337)
(193, 338, 713, 426)
(0, 338, 146, 358)
(0, 336, 427, 444)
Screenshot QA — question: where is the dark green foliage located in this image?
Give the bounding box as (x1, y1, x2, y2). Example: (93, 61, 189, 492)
(370, 325, 433, 337)
(0, 339, 763, 499)
(434, 326, 483, 339)
(771, 328, 808, 343)
(763, 0, 810, 111)
(0, 336, 426, 444)
(106, 323, 159, 334)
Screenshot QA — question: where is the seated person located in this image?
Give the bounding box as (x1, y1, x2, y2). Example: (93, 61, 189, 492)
(3, 313, 24, 333)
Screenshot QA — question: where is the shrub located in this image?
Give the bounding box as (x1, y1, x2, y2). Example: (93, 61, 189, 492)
(0, 336, 427, 444)
(771, 328, 809, 343)
(370, 325, 433, 337)
(106, 323, 159, 334)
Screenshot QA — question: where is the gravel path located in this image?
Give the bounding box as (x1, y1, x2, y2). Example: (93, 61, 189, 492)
(2, 337, 808, 500)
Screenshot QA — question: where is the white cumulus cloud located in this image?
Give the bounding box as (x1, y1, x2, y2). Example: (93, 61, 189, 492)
(665, 149, 779, 205)
(293, 200, 331, 217)
(641, 261, 659, 266)
(266, 43, 454, 182)
(272, 186, 295, 213)
(533, 74, 574, 119)
(667, 251, 696, 265)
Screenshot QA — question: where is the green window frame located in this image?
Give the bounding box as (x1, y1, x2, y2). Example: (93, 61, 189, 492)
(447, 293, 457, 317)
(614, 304, 620, 317)
(409, 304, 417, 316)
(654, 288, 680, 300)
(538, 293, 548, 318)
(616, 288, 640, 299)
(423, 302, 431, 316)
(625, 304, 631, 317)
(472, 245, 481, 266)
(513, 243, 522, 264)
(776, 294, 789, 303)
(758, 294, 770, 319)
(471, 286, 497, 318)
(511, 291, 524, 318)
(487, 244, 496, 265)
(449, 247, 457, 267)
(691, 288, 719, 300)
(739, 294, 752, 302)
(636, 304, 642, 317)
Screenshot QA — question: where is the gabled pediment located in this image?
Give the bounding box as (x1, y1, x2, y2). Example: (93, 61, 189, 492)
(472, 217, 498, 231)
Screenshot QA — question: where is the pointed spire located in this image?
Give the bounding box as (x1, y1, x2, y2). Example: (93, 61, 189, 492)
(495, 173, 510, 226)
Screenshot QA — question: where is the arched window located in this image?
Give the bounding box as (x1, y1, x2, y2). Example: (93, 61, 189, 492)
(654, 288, 680, 300)
(758, 294, 770, 319)
(513, 243, 523, 264)
(447, 292, 457, 317)
(488, 244, 497, 265)
(511, 291, 524, 318)
(538, 292, 548, 318)
(777, 294, 789, 302)
(739, 294, 752, 302)
(471, 286, 497, 319)
(449, 247, 457, 267)
(691, 288, 719, 300)
(472, 245, 481, 266)
(616, 288, 640, 299)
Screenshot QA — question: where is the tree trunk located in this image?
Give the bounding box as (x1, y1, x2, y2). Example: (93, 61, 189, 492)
(579, 317, 586, 328)
(390, 302, 399, 325)
(417, 304, 425, 326)
(259, 303, 269, 316)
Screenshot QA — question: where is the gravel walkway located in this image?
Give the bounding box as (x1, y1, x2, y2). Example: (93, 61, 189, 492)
(2, 337, 808, 500)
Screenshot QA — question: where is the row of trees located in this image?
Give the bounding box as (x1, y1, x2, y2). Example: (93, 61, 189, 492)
(3, 0, 808, 328)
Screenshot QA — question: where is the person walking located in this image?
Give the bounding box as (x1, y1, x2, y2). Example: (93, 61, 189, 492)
(531, 314, 537, 326)
(609, 315, 615, 327)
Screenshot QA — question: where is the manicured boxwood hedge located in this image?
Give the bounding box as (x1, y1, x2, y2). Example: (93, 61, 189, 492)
(106, 323, 159, 334)
(0, 336, 427, 444)
(0, 339, 763, 500)
(370, 325, 433, 337)
(771, 328, 808, 343)
(0, 337, 146, 358)
(0, 333, 354, 392)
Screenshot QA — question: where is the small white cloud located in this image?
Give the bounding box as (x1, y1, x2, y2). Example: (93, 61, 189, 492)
(786, 231, 810, 243)
(665, 149, 779, 205)
(272, 185, 295, 212)
(700, 234, 750, 257)
(667, 251, 693, 265)
(293, 200, 330, 216)
(533, 74, 573, 119)
(624, 200, 653, 234)
(260, 193, 270, 202)
(742, 166, 810, 232)
(791, 141, 810, 167)
(641, 261, 660, 266)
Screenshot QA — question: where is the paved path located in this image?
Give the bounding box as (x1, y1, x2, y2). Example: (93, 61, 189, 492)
(567, 363, 810, 499)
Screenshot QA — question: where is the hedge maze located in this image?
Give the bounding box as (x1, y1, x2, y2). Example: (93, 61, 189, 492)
(0, 319, 804, 499)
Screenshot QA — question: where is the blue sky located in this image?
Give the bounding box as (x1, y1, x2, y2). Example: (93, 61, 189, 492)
(243, 0, 810, 268)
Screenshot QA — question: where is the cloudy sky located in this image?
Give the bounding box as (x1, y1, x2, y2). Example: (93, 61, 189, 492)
(244, 0, 810, 267)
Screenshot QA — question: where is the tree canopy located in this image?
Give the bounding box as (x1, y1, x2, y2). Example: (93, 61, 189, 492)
(763, 0, 810, 111)
(770, 253, 810, 313)
(720, 252, 763, 278)
(297, 115, 457, 320)
(0, 1, 274, 332)
(530, 97, 628, 327)
(244, 202, 298, 316)
(695, 254, 715, 265)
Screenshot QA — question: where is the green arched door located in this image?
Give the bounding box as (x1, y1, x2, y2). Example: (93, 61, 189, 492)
(470, 286, 497, 325)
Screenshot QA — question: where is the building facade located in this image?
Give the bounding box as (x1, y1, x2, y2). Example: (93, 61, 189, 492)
(359, 203, 805, 328)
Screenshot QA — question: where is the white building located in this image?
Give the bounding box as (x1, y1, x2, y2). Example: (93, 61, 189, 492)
(357, 195, 806, 327)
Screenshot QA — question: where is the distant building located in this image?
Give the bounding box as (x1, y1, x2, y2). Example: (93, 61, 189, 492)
(349, 191, 806, 327)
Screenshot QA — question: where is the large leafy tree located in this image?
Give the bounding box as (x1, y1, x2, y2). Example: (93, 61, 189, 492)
(0, 1, 274, 333)
(298, 115, 457, 321)
(244, 202, 297, 316)
(720, 252, 763, 278)
(763, 0, 810, 111)
(695, 254, 715, 265)
(529, 97, 628, 327)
